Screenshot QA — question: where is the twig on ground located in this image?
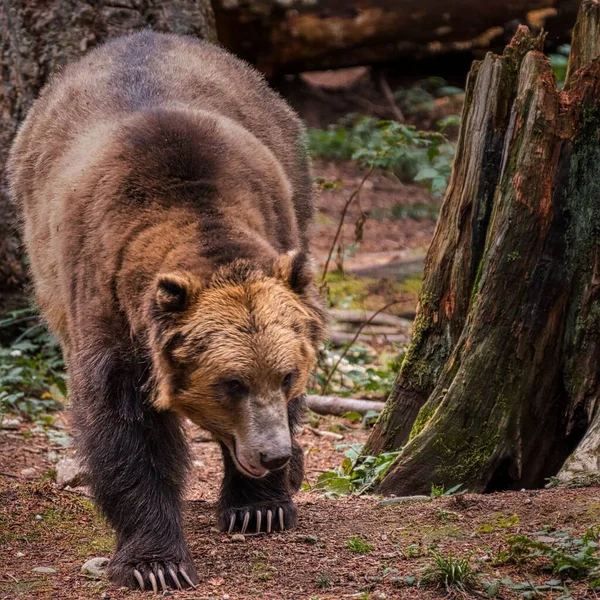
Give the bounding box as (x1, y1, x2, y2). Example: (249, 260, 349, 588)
(329, 332, 408, 346)
(304, 426, 344, 440)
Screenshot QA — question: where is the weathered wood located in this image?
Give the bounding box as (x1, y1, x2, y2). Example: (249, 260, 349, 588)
(367, 1, 600, 494)
(565, 0, 600, 86)
(329, 309, 413, 329)
(364, 28, 545, 456)
(329, 332, 409, 346)
(214, 0, 578, 76)
(0, 0, 216, 313)
(306, 395, 385, 416)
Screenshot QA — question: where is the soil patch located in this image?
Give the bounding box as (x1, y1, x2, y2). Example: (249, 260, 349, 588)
(2, 417, 599, 600)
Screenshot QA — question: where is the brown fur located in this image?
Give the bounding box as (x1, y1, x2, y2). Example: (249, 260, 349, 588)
(7, 31, 325, 590)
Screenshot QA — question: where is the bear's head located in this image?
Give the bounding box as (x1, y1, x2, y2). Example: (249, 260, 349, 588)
(149, 251, 326, 477)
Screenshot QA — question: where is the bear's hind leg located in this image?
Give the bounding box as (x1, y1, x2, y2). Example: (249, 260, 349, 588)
(72, 348, 198, 592)
(217, 396, 305, 534)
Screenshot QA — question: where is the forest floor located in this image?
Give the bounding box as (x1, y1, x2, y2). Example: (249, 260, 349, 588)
(2, 67, 599, 600)
(1, 413, 600, 600)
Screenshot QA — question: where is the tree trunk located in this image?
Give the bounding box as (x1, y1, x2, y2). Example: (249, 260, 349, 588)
(214, 0, 579, 76)
(366, 0, 600, 495)
(0, 0, 216, 314)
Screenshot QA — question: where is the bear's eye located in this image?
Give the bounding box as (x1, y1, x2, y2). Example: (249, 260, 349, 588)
(222, 379, 248, 399)
(282, 372, 294, 391)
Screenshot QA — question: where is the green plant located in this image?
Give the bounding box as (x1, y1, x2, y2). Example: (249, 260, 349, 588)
(505, 529, 600, 585)
(430, 482, 463, 498)
(307, 115, 455, 196)
(311, 341, 401, 400)
(0, 328, 66, 420)
(550, 44, 570, 88)
(319, 300, 403, 395)
(483, 576, 574, 599)
(251, 559, 275, 582)
(313, 443, 400, 497)
(436, 508, 459, 522)
(477, 513, 520, 533)
(430, 482, 445, 498)
(345, 536, 374, 553)
(421, 551, 477, 592)
(394, 76, 464, 118)
(314, 573, 331, 588)
(388, 202, 440, 220)
(401, 543, 424, 559)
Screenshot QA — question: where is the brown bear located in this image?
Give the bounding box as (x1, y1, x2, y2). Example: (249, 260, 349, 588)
(7, 31, 326, 592)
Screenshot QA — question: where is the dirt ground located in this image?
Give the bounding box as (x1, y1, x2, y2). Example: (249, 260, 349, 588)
(310, 160, 436, 260)
(1, 413, 600, 600)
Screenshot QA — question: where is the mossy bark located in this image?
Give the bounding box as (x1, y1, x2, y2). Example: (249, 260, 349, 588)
(369, 1, 600, 494)
(365, 29, 545, 456)
(0, 0, 216, 314)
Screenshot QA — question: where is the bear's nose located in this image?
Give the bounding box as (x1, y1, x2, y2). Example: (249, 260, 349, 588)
(259, 451, 291, 471)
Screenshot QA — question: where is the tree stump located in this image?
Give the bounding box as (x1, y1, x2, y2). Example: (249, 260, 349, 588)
(366, 0, 600, 495)
(0, 0, 216, 313)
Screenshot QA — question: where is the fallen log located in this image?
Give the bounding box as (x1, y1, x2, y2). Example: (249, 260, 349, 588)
(306, 395, 385, 416)
(329, 309, 413, 328)
(329, 332, 409, 346)
(213, 0, 579, 76)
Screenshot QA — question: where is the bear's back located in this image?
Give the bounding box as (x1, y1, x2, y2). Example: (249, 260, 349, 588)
(9, 31, 310, 231)
(7, 32, 313, 350)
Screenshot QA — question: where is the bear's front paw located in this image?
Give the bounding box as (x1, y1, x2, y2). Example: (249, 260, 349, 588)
(218, 500, 297, 534)
(108, 549, 198, 592)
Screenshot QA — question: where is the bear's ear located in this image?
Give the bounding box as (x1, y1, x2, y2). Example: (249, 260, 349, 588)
(155, 272, 198, 313)
(273, 250, 314, 296)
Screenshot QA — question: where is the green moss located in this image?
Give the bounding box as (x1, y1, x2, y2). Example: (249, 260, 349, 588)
(477, 513, 520, 533)
(0, 579, 48, 596)
(585, 502, 600, 522)
(402, 356, 433, 389)
(408, 403, 436, 441)
(583, 301, 600, 332)
(469, 258, 485, 307)
(563, 104, 600, 394)
(435, 425, 500, 483)
(422, 525, 464, 541)
(76, 532, 115, 558)
(323, 270, 420, 313)
(398, 274, 424, 296)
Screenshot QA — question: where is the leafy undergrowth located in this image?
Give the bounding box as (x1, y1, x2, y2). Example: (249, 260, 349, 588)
(495, 528, 600, 595)
(420, 550, 478, 594)
(311, 342, 403, 400)
(0, 310, 66, 423)
(312, 443, 400, 497)
(323, 270, 422, 314)
(308, 115, 456, 197)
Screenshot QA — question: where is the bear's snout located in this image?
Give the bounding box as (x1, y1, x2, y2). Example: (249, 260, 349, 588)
(259, 450, 291, 471)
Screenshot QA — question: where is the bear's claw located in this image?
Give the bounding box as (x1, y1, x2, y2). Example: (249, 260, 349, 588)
(222, 501, 295, 534)
(120, 562, 197, 593)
